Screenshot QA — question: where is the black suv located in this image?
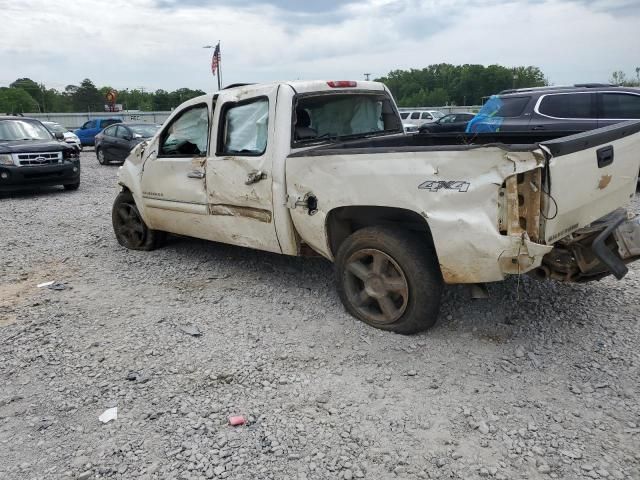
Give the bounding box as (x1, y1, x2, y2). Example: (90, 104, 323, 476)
(467, 84, 640, 133)
(0, 116, 80, 192)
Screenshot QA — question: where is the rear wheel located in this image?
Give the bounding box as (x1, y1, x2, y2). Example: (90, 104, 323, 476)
(63, 182, 80, 191)
(335, 226, 443, 334)
(112, 191, 164, 251)
(97, 147, 107, 165)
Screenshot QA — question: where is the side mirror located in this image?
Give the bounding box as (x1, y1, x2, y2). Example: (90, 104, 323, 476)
(54, 132, 65, 141)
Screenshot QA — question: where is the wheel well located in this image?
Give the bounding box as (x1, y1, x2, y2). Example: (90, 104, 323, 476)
(326, 206, 436, 257)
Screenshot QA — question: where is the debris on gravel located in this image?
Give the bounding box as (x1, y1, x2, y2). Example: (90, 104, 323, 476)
(1, 152, 639, 479)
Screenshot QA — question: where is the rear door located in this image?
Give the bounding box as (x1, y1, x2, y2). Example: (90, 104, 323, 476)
(597, 91, 640, 128)
(113, 125, 132, 161)
(540, 121, 640, 243)
(531, 92, 597, 132)
(204, 85, 281, 253)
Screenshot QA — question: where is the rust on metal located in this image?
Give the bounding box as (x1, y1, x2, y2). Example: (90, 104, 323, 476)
(208, 204, 273, 223)
(598, 174, 612, 190)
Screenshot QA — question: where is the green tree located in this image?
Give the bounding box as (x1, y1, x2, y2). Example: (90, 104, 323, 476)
(0, 87, 40, 113)
(72, 78, 103, 112)
(9, 78, 44, 111)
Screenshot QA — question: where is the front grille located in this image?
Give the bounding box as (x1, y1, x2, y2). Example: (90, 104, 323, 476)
(15, 152, 63, 166)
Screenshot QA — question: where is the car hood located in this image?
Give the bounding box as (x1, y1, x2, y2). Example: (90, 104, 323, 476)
(0, 140, 73, 154)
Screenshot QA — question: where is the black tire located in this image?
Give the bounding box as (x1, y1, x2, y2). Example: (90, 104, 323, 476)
(112, 191, 165, 251)
(97, 147, 107, 165)
(335, 226, 443, 334)
(63, 182, 80, 191)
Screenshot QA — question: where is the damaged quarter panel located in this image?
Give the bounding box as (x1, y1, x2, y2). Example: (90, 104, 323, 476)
(286, 146, 551, 284)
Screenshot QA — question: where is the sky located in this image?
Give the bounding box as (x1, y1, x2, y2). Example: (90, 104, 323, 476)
(1, 0, 639, 93)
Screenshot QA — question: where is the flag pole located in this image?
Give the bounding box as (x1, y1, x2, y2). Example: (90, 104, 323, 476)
(217, 41, 222, 91)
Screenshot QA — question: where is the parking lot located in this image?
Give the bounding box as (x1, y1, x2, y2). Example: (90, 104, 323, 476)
(1, 150, 639, 480)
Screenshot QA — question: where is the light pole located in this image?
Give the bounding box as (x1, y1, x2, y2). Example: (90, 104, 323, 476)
(364, 73, 371, 81)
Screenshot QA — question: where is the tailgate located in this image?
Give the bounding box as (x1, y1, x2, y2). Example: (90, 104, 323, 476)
(540, 121, 640, 244)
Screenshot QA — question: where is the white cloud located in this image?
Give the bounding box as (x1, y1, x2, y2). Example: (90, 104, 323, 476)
(0, 0, 638, 92)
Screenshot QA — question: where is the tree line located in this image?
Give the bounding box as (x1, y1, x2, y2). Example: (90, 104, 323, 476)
(375, 64, 548, 107)
(2, 66, 638, 114)
(0, 78, 206, 114)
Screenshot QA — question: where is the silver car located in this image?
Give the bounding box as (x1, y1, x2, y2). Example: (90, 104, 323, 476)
(42, 121, 82, 152)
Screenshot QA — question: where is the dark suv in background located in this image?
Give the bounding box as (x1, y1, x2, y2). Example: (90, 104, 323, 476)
(467, 84, 640, 133)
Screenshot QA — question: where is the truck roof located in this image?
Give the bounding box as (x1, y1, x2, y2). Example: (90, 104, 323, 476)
(183, 80, 388, 107)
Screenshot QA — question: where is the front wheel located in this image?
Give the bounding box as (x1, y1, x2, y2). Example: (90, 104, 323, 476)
(335, 226, 443, 334)
(112, 191, 164, 251)
(63, 182, 80, 191)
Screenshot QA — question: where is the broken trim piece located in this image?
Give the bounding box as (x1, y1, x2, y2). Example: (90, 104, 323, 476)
(209, 204, 273, 223)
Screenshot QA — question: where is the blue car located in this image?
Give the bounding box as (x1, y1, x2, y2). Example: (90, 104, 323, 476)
(74, 118, 122, 146)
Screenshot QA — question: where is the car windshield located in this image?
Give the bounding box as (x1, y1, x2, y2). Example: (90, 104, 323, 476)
(44, 123, 67, 134)
(129, 124, 160, 137)
(0, 119, 53, 141)
(431, 111, 445, 119)
(293, 93, 402, 144)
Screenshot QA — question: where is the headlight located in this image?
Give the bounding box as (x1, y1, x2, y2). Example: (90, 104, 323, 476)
(0, 154, 14, 166)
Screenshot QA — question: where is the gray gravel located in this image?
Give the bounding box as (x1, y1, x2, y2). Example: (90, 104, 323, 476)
(1, 150, 639, 480)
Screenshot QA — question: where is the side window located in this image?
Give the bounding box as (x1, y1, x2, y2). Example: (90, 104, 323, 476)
(400, 112, 409, 119)
(115, 126, 130, 139)
(220, 98, 269, 155)
(159, 104, 209, 156)
(103, 120, 120, 128)
(496, 97, 530, 117)
(83, 120, 96, 129)
(601, 93, 640, 119)
(421, 112, 432, 120)
(410, 112, 420, 119)
(103, 126, 116, 136)
(538, 93, 593, 119)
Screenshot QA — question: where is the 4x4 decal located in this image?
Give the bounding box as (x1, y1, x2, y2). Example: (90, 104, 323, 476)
(418, 180, 470, 192)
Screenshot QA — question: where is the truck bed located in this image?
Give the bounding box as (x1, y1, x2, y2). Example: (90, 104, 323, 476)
(291, 121, 640, 157)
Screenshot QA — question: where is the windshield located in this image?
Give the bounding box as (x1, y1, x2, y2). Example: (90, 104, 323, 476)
(431, 111, 445, 119)
(293, 93, 402, 144)
(0, 119, 53, 141)
(130, 124, 160, 137)
(44, 122, 67, 134)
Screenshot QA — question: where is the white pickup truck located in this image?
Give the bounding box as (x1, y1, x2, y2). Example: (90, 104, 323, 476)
(113, 80, 640, 334)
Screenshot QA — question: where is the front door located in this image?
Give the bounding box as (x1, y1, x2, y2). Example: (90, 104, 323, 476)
(205, 86, 282, 254)
(140, 102, 210, 235)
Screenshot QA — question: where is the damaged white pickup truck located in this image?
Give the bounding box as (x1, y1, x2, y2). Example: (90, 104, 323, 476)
(113, 80, 640, 334)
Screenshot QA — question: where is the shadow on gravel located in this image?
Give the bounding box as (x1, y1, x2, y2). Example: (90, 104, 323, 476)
(0, 185, 69, 199)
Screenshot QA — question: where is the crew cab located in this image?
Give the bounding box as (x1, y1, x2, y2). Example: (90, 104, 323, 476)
(0, 116, 80, 192)
(113, 81, 640, 334)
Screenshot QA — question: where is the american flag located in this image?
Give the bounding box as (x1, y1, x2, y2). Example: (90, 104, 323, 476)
(211, 43, 220, 76)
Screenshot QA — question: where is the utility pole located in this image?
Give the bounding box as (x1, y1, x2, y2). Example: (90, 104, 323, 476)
(364, 73, 371, 81)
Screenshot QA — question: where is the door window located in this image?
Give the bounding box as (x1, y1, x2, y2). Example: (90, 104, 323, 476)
(159, 104, 209, 156)
(420, 112, 433, 120)
(538, 93, 593, 119)
(103, 125, 117, 136)
(400, 112, 409, 119)
(83, 120, 96, 129)
(115, 126, 130, 139)
(410, 112, 420, 119)
(601, 93, 640, 119)
(103, 119, 121, 128)
(220, 98, 269, 155)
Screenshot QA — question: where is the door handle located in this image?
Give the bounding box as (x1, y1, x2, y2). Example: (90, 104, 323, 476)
(597, 146, 614, 168)
(532, 125, 545, 131)
(245, 170, 267, 185)
(187, 171, 205, 179)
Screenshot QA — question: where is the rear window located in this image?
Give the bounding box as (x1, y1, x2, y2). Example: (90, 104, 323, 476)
(601, 93, 640, 119)
(538, 93, 593, 119)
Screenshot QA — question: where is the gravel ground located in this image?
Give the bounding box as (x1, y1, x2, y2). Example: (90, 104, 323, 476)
(1, 150, 639, 480)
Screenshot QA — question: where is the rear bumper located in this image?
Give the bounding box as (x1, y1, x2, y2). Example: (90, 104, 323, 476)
(0, 160, 81, 191)
(535, 210, 640, 282)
